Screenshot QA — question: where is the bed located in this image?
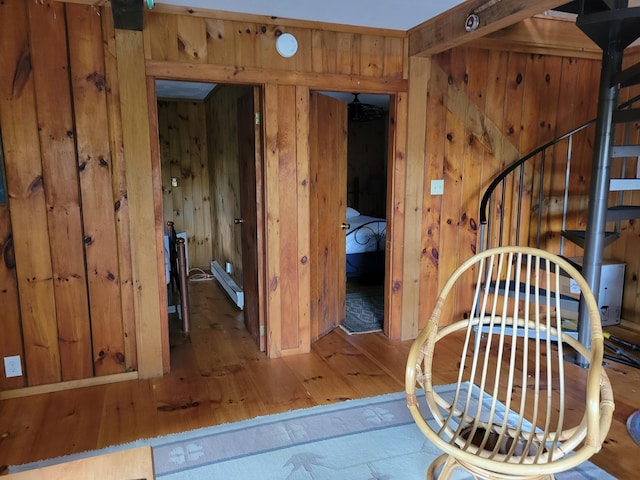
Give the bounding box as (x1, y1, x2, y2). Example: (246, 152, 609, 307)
(345, 207, 386, 279)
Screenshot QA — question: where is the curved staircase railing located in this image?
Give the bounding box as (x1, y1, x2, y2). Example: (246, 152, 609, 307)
(478, 93, 640, 256)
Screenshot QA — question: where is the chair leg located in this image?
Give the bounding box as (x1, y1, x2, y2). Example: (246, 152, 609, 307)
(426, 453, 446, 479)
(428, 453, 556, 480)
(428, 454, 482, 480)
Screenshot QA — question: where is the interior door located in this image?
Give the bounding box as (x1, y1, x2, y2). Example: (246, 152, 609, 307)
(237, 88, 265, 351)
(309, 92, 348, 341)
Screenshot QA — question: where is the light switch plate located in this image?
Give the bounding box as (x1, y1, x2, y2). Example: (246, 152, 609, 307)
(4, 355, 22, 378)
(431, 179, 444, 195)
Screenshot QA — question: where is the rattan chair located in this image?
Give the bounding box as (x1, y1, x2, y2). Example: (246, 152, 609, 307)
(405, 246, 614, 480)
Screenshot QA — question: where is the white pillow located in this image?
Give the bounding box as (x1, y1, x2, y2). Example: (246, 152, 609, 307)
(346, 207, 360, 219)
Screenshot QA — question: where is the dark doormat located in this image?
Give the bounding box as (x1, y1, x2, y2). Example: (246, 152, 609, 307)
(341, 286, 384, 335)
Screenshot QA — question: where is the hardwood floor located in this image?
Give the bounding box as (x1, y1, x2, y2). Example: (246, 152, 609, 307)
(1, 278, 639, 478)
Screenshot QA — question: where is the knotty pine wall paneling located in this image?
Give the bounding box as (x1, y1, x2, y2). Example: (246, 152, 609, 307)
(522, 54, 562, 251)
(144, 10, 407, 353)
(7, 0, 637, 387)
(145, 77, 171, 375)
(29, 1, 93, 381)
(0, 0, 167, 392)
(263, 83, 284, 355)
(162, 102, 185, 236)
(385, 92, 408, 341)
(0, 204, 22, 390)
(114, 24, 165, 379)
(413, 44, 640, 331)
(546, 58, 598, 258)
(102, 7, 139, 373)
(492, 50, 526, 250)
(0, 0, 61, 386)
(176, 103, 196, 260)
(143, 11, 405, 80)
(266, 84, 309, 354)
(67, 4, 126, 377)
(204, 85, 249, 283)
(259, 83, 312, 356)
(401, 56, 429, 340)
(158, 99, 212, 269)
(438, 48, 468, 329)
(295, 85, 312, 351)
(190, 103, 213, 270)
(418, 56, 447, 339)
(417, 48, 604, 331)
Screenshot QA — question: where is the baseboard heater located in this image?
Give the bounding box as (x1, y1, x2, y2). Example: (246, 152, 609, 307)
(211, 261, 244, 310)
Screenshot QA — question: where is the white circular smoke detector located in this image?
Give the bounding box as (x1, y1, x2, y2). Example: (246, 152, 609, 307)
(276, 33, 298, 58)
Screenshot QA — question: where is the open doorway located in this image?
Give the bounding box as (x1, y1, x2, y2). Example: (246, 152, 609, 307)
(155, 80, 265, 353)
(313, 91, 390, 337)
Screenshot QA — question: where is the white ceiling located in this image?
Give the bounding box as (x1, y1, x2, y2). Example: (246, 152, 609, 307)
(155, 80, 213, 100)
(154, 0, 467, 31)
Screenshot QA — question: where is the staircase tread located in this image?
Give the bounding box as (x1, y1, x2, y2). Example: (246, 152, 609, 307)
(489, 280, 579, 312)
(613, 108, 640, 124)
(561, 256, 583, 272)
(607, 205, 640, 221)
(612, 61, 640, 88)
(611, 144, 640, 157)
(609, 178, 640, 191)
(562, 229, 619, 238)
(561, 230, 620, 248)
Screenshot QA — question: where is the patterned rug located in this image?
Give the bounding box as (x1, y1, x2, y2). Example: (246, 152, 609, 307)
(11, 384, 615, 479)
(341, 286, 384, 334)
(627, 409, 640, 446)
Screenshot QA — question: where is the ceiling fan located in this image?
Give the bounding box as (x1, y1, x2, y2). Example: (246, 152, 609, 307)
(348, 93, 384, 122)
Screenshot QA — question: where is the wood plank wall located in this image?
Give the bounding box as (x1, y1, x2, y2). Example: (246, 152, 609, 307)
(143, 10, 406, 78)
(143, 9, 407, 356)
(411, 47, 640, 335)
(0, 203, 21, 391)
(263, 84, 312, 355)
(0, 0, 407, 391)
(204, 85, 253, 284)
(158, 98, 213, 270)
(0, 0, 144, 391)
(2, 0, 640, 393)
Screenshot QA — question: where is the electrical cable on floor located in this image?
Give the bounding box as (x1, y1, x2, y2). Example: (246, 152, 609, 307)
(188, 267, 215, 281)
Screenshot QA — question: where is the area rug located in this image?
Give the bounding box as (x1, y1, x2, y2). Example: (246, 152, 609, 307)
(341, 288, 384, 334)
(627, 409, 640, 446)
(11, 384, 614, 479)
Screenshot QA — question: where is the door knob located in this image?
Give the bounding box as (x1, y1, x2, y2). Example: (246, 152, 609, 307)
(234, 218, 244, 224)
(341, 223, 350, 230)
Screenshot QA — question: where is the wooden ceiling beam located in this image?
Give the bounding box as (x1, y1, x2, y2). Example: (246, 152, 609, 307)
(472, 15, 602, 59)
(408, 0, 570, 57)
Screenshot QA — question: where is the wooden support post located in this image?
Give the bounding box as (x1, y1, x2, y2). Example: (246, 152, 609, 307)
(115, 27, 165, 378)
